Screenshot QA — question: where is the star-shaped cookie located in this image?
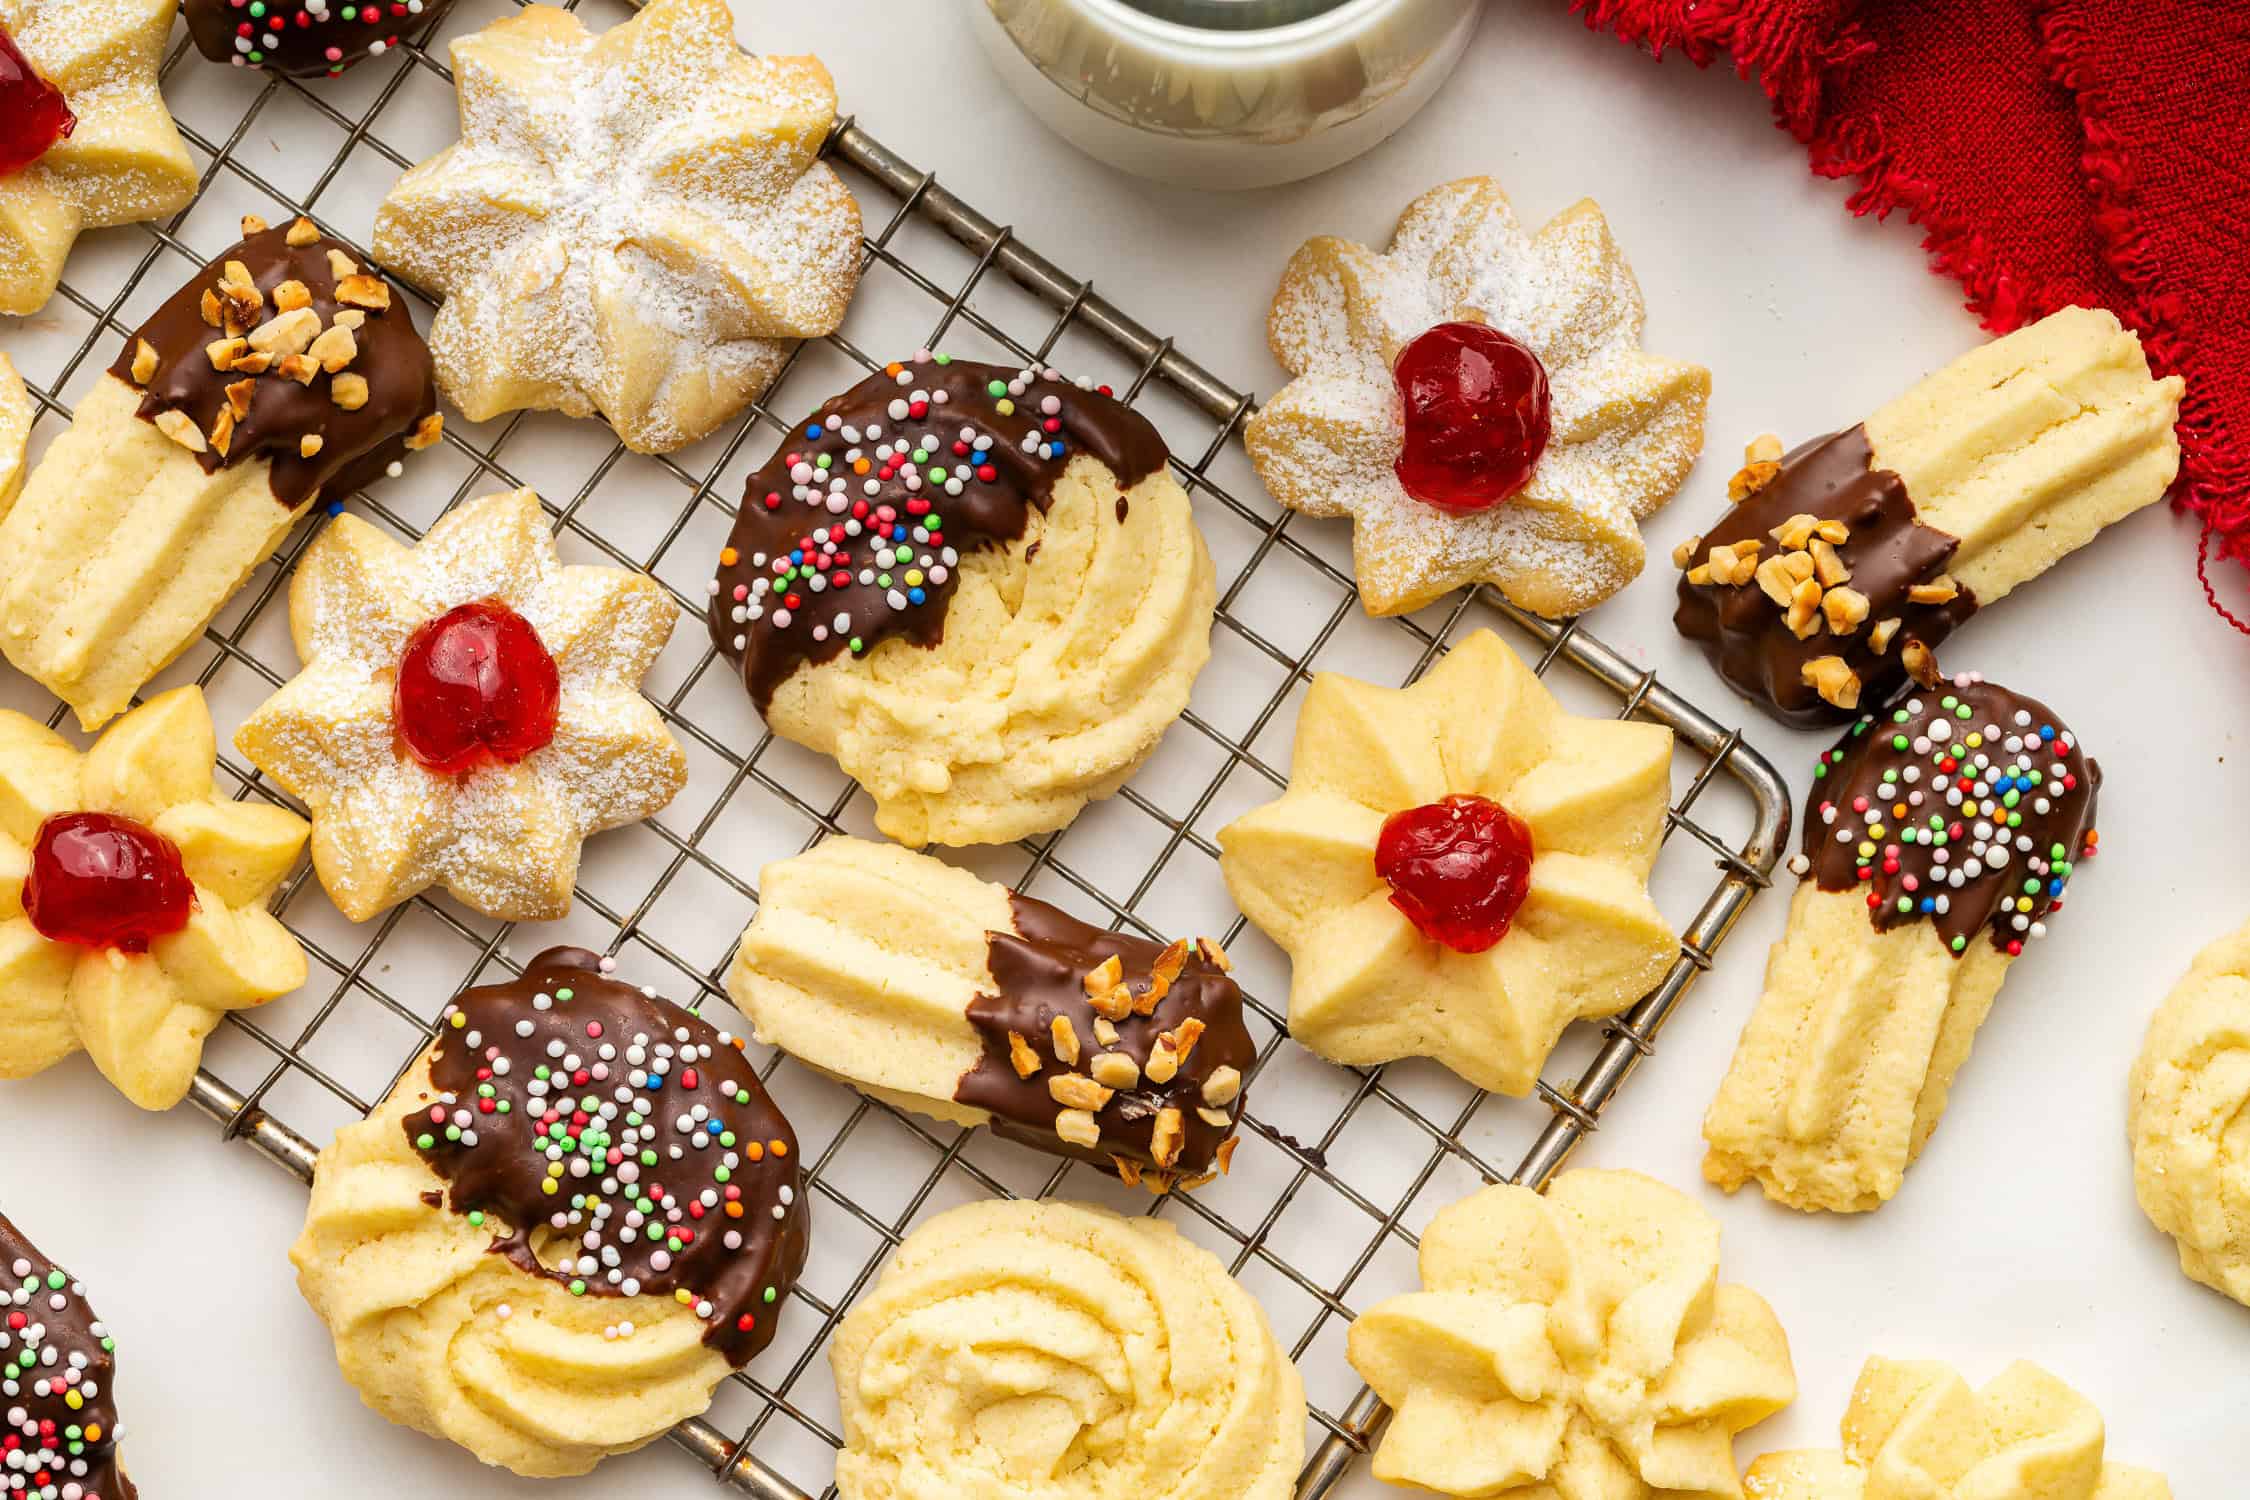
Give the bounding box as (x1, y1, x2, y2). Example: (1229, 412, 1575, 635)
(235, 488, 688, 922)
(1218, 628, 1677, 1095)
(1349, 1170, 1795, 1498)
(0, 0, 198, 316)
(1245, 177, 1708, 618)
(371, 0, 862, 454)
(0, 686, 310, 1110)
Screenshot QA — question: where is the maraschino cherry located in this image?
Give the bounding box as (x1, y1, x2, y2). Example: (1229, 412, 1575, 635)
(0, 24, 72, 178)
(24, 812, 195, 954)
(1392, 322, 1551, 514)
(1374, 793, 1535, 954)
(394, 599, 560, 774)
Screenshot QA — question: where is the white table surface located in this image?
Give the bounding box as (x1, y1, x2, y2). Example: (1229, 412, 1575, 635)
(0, 1, 2241, 1495)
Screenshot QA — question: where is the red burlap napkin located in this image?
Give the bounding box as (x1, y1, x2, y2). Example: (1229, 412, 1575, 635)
(1574, 0, 2250, 627)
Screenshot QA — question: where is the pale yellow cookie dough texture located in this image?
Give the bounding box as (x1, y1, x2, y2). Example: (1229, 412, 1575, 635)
(236, 489, 687, 923)
(0, 355, 29, 508)
(1350, 1169, 1794, 1498)
(830, 1199, 1304, 1500)
(0, 0, 196, 316)
(292, 1044, 730, 1478)
(0, 687, 309, 1109)
(373, 0, 863, 454)
(1219, 628, 1676, 1094)
(1745, 1358, 2171, 1500)
(2128, 919, 2250, 1308)
(765, 451, 1217, 849)
(1245, 176, 1708, 618)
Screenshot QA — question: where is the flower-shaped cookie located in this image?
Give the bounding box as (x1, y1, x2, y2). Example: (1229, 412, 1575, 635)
(372, 0, 862, 454)
(2129, 920, 2250, 1308)
(235, 488, 687, 922)
(1349, 1170, 1794, 1498)
(0, 687, 309, 1110)
(1745, 1359, 2171, 1499)
(1218, 628, 1676, 1094)
(1246, 177, 1708, 619)
(0, 0, 197, 315)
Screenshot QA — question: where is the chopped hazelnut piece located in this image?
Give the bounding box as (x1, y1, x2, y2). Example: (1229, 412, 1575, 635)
(331, 373, 370, 411)
(1196, 938, 1230, 972)
(1144, 1043, 1179, 1086)
(224, 378, 256, 418)
(221, 259, 256, 290)
(1054, 1109, 1100, 1149)
(1813, 518, 1851, 544)
(1111, 1156, 1143, 1188)
(277, 353, 319, 386)
(1801, 655, 1861, 710)
(153, 409, 206, 453)
(300, 434, 324, 459)
(1780, 550, 1816, 584)
(1753, 556, 1797, 608)
(1821, 586, 1871, 634)
(273, 279, 312, 313)
(1083, 955, 1123, 997)
(1197, 1107, 1234, 1130)
(1049, 1015, 1080, 1066)
(1087, 985, 1134, 1022)
(1908, 575, 1961, 606)
(1728, 459, 1782, 502)
(1771, 512, 1819, 551)
(1902, 638, 1941, 687)
(1201, 1066, 1242, 1107)
(1006, 1031, 1041, 1080)
(130, 339, 158, 384)
(248, 307, 320, 359)
(326, 248, 358, 282)
(1170, 1017, 1206, 1062)
(208, 406, 235, 458)
(1048, 1074, 1114, 1111)
(335, 274, 392, 312)
(1704, 539, 1761, 588)
(1868, 617, 1901, 653)
(199, 288, 223, 328)
(308, 325, 359, 375)
(1150, 1109, 1186, 1169)
(206, 337, 246, 372)
(1089, 1052, 1140, 1090)
(1216, 1136, 1240, 1174)
(1785, 578, 1825, 640)
(1670, 535, 1701, 570)
(1746, 433, 1784, 464)
(1685, 564, 1714, 586)
(1092, 1017, 1120, 1048)
(239, 213, 268, 236)
(1808, 537, 1851, 587)
(285, 216, 321, 248)
(1152, 939, 1189, 987)
(231, 352, 273, 375)
(405, 413, 443, 451)
(333, 309, 366, 331)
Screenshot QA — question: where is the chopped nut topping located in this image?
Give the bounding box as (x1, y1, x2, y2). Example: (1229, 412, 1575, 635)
(199, 288, 223, 328)
(1746, 433, 1784, 464)
(1054, 1109, 1100, 1149)
(1822, 586, 1871, 634)
(1754, 556, 1797, 608)
(1685, 564, 1714, 586)
(1089, 1052, 1140, 1090)
(1771, 512, 1820, 551)
(1201, 1066, 1242, 1107)
(277, 353, 319, 386)
(208, 406, 235, 458)
(331, 373, 370, 411)
(247, 307, 320, 359)
(239, 213, 268, 236)
(1781, 550, 1817, 584)
(1869, 617, 1901, 653)
(1907, 575, 1961, 606)
(1670, 535, 1701, 570)
(309, 324, 358, 374)
(299, 434, 324, 459)
(1785, 577, 1825, 640)
(1703, 539, 1761, 588)
(1150, 1108, 1185, 1169)
(1048, 1073, 1114, 1111)
(1111, 1156, 1143, 1188)
(405, 413, 444, 451)
(1083, 955, 1123, 997)
(231, 352, 273, 375)
(1216, 1136, 1240, 1174)
(285, 216, 321, 248)
(1729, 456, 1782, 502)
(326, 248, 359, 282)
(154, 409, 206, 453)
(1196, 938, 1231, 972)
(1144, 1044, 1179, 1086)
(1152, 939, 1189, 988)
(130, 339, 158, 384)
(1092, 1016, 1120, 1048)
(1813, 518, 1850, 545)
(335, 274, 391, 312)
(221, 259, 256, 290)
(206, 337, 246, 372)
(333, 309, 366, 331)
(1170, 1017, 1206, 1062)
(1902, 638, 1941, 687)
(1049, 1014, 1080, 1066)
(1087, 986, 1134, 1022)
(1006, 1031, 1041, 1080)
(1197, 1107, 1234, 1130)
(1801, 655, 1861, 710)
(224, 378, 256, 419)
(1808, 537, 1851, 588)
(273, 279, 312, 314)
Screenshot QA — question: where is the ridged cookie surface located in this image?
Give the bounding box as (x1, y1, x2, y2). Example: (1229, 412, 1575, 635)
(2128, 920, 2250, 1308)
(830, 1198, 1304, 1500)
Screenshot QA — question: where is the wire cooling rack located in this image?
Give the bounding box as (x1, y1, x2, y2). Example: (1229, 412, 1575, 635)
(1, 3, 1793, 1494)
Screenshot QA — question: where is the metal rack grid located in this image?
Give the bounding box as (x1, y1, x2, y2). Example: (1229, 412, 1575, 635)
(5, 4, 1793, 1495)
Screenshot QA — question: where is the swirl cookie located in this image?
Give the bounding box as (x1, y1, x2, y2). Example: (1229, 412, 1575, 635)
(0, 1213, 133, 1499)
(372, 0, 861, 454)
(1218, 628, 1676, 1095)
(1746, 1358, 2171, 1499)
(292, 947, 808, 1477)
(183, 0, 453, 75)
(708, 354, 1217, 848)
(0, 687, 309, 1110)
(1245, 177, 1709, 618)
(1351, 1170, 1793, 1498)
(0, 0, 196, 316)
(1703, 671, 2100, 1213)
(831, 1198, 1304, 1500)
(728, 836, 1252, 1193)
(1675, 307, 2184, 724)
(236, 488, 687, 922)
(0, 214, 440, 729)
(2128, 921, 2250, 1308)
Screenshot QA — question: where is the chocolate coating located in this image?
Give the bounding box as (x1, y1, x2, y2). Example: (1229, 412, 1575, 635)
(956, 895, 1252, 1189)
(1804, 675, 2098, 956)
(0, 1213, 133, 1500)
(404, 947, 807, 1366)
(110, 220, 438, 511)
(1674, 428, 1978, 726)
(709, 356, 1171, 712)
(184, 0, 454, 77)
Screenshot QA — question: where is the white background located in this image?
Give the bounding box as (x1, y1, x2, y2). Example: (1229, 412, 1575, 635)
(0, 1, 2242, 1495)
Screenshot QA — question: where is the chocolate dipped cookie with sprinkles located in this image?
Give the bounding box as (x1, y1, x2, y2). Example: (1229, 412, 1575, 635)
(707, 350, 1217, 849)
(183, 0, 452, 76)
(291, 947, 807, 1478)
(1702, 670, 2103, 1213)
(0, 1213, 132, 1499)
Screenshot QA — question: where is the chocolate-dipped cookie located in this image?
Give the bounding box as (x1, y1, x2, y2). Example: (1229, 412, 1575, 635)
(183, 0, 452, 76)
(292, 947, 809, 1476)
(707, 351, 1218, 848)
(0, 1213, 133, 1500)
(728, 836, 1255, 1192)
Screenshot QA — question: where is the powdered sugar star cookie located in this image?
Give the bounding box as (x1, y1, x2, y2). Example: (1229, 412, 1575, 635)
(1247, 177, 1708, 618)
(236, 489, 688, 922)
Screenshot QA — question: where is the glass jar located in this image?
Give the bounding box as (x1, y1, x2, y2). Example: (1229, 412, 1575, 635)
(970, 0, 1483, 190)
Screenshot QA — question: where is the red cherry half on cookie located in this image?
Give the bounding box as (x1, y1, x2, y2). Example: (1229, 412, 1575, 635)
(0, 24, 73, 178)
(25, 813, 195, 954)
(1374, 794, 1535, 954)
(394, 600, 560, 774)
(1392, 322, 1551, 514)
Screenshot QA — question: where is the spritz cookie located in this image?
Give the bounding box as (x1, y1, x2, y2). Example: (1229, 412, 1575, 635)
(236, 488, 687, 922)
(183, 0, 454, 75)
(292, 947, 808, 1477)
(1218, 629, 1676, 1094)
(708, 353, 1216, 848)
(0, 687, 308, 1110)
(373, 0, 862, 453)
(830, 1198, 1304, 1500)
(1703, 671, 2100, 1213)
(1350, 1170, 1793, 1497)
(1245, 176, 1708, 618)
(0, 1212, 134, 1498)
(2128, 919, 2250, 1308)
